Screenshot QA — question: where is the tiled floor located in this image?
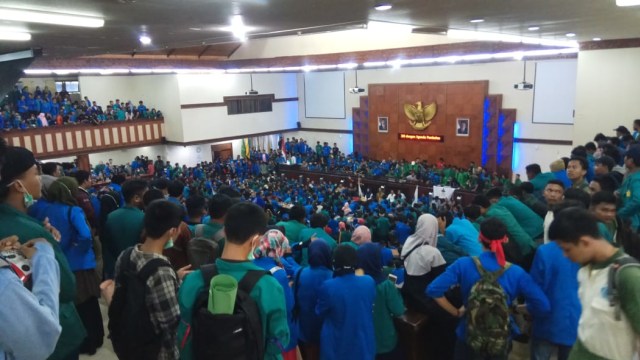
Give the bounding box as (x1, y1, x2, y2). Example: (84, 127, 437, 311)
(81, 299, 534, 360)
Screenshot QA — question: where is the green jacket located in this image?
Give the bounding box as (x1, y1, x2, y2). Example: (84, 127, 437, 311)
(0, 204, 86, 360)
(497, 196, 543, 239)
(618, 170, 640, 231)
(177, 259, 290, 360)
(484, 204, 536, 256)
(103, 205, 144, 275)
(189, 221, 226, 255)
(373, 280, 405, 354)
(530, 172, 556, 193)
(275, 220, 307, 246)
(298, 227, 336, 266)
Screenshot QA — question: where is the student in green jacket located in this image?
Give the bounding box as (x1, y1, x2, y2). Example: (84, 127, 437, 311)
(178, 202, 289, 360)
(0, 145, 86, 360)
(473, 194, 536, 269)
(357, 243, 405, 359)
(526, 164, 556, 198)
(189, 193, 234, 255)
(486, 188, 543, 240)
(276, 205, 308, 248)
(102, 179, 148, 278)
(618, 144, 640, 231)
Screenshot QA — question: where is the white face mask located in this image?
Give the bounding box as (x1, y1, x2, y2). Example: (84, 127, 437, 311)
(14, 180, 34, 208)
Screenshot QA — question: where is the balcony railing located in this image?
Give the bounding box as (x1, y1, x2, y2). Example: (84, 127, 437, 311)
(3, 118, 165, 159)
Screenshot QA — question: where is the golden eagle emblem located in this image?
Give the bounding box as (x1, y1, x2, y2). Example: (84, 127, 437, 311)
(403, 101, 437, 130)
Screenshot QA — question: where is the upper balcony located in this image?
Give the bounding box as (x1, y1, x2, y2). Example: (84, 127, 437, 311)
(3, 118, 165, 159)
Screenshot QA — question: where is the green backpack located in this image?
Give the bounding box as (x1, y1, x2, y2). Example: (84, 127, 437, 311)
(466, 257, 511, 356)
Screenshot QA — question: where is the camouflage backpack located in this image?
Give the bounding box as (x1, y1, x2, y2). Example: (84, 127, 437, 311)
(466, 257, 511, 356)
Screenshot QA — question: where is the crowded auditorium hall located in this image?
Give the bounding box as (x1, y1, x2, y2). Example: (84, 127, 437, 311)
(1, 1, 640, 360)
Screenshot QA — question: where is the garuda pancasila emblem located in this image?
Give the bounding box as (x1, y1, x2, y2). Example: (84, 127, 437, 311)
(403, 101, 437, 131)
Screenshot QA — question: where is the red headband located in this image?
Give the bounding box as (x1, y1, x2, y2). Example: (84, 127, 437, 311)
(479, 233, 508, 267)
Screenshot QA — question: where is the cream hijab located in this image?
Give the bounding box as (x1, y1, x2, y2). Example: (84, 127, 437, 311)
(401, 214, 446, 276)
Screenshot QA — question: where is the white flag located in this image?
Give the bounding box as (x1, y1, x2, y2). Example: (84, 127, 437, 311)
(358, 177, 364, 198)
(412, 185, 419, 206)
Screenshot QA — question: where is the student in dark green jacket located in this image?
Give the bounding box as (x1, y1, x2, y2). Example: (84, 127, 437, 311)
(526, 164, 556, 199)
(618, 145, 640, 231)
(486, 188, 543, 240)
(473, 195, 536, 269)
(357, 243, 405, 359)
(102, 179, 147, 277)
(0, 145, 86, 360)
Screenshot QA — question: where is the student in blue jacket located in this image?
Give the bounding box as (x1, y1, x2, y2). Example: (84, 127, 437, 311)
(529, 238, 581, 360)
(316, 245, 376, 360)
(252, 229, 299, 360)
(427, 218, 550, 360)
(294, 240, 333, 360)
(29, 177, 103, 355)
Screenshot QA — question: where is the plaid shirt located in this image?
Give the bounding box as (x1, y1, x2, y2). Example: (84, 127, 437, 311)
(115, 245, 180, 360)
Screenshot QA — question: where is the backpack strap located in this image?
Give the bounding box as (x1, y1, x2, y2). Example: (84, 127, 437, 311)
(138, 257, 172, 283)
(472, 256, 510, 280)
(608, 255, 640, 321)
(194, 224, 205, 238)
(200, 263, 219, 286)
(401, 242, 422, 261)
(268, 266, 280, 275)
(238, 270, 269, 295)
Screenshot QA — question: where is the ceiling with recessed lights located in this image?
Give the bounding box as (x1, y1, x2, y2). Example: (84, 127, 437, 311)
(0, 0, 639, 59)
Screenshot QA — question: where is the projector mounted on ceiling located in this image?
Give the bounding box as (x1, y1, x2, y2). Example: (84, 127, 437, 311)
(514, 60, 534, 91)
(246, 74, 258, 95)
(348, 69, 366, 95)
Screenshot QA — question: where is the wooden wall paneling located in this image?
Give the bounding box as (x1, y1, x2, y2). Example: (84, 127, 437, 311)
(65, 132, 74, 151)
(102, 128, 110, 146)
(93, 129, 101, 147)
(55, 133, 63, 151)
(75, 131, 83, 149)
(34, 135, 43, 154)
(153, 123, 159, 139)
(497, 109, 516, 176)
(483, 95, 502, 172)
(145, 124, 152, 141)
(367, 81, 488, 168)
(23, 136, 33, 153)
(129, 126, 136, 142)
(112, 127, 119, 145)
(137, 125, 144, 142)
(83, 130, 92, 147)
(121, 127, 128, 143)
(45, 134, 54, 152)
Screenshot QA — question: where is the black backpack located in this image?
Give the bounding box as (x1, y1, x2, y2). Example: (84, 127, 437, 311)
(192, 264, 267, 360)
(97, 188, 121, 231)
(108, 247, 171, 360)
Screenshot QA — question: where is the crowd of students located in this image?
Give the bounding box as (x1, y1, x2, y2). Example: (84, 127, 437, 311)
(0, 121, 639, 360)
(0, 85, 163, 131)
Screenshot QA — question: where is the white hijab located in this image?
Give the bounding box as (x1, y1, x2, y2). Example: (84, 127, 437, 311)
(401, 214, 446, 276)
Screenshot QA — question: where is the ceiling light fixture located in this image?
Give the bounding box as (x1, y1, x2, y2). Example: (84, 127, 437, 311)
(470, 19, 485, 23)
(592, 37, 602, 41)
(220, 15, 252, 41)
(139, 35, 152, 45)
(374, 3, 393, 11)
(0, 8, 104, 28)
(616, 0, 640, 6)
(367, 21, 413, 33)
(447, 29, 579, 48)
(528, 26, 540, 31)
(566, 33, 576, 37)
(0, 30, 31, 41)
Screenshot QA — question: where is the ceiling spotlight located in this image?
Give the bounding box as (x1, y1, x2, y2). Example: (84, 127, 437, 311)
(592, 37, 602, 41)
(566, 33, 576, 37)
(617, 0, 640, 6)
(470, 19, 485, 23)
(0, 7, 104, 28)
(139, 35, 151, 44)
(221, 15, 252, 41)
(375, 3, 393, 11)
(528, 26, 540, 31)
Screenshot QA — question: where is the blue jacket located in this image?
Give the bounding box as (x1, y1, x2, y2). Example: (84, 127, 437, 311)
(445, 217, 482, 256)
(552, 170, 572, 189)
(529, 243, 581, 346)
(294, 266, 332, 345)
(30, 201, 95, 271)
(254, 257, 299, 352)
(316, 274, 376, 360)
(427, 252, 550, 340)
(395, 222, 411, 245)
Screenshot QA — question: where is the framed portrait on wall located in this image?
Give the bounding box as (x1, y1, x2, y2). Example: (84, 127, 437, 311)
(456, 117, 469, 137)
(378, 116, 389, 133)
